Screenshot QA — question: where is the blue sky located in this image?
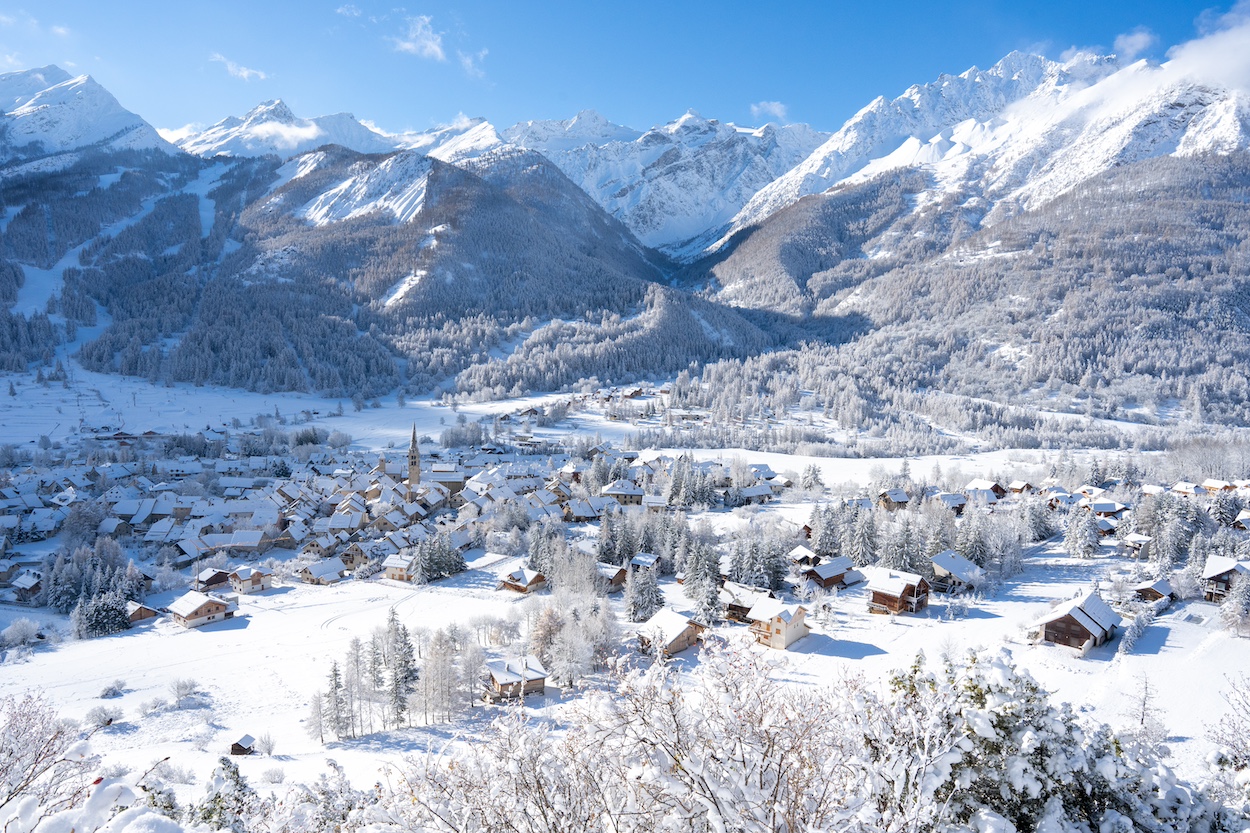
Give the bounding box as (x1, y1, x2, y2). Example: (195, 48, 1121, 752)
(0, 1, 1233, 134)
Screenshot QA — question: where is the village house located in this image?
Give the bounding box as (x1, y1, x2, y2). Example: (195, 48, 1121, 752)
(1202, 554, 1250, 602)
(638, 608, 706, 657)
(300, 558, 348, 585)
(483, 656, 548, 701)
(601, 479, 644, 506)
(499, 568, 546, 594)
(865, 567, 930, 614)
(930, 549, 985, 594)
(12, 570, 42, 604)
(168, 590, 235, 629)
(787, 544, 821, 570)
(230, 735, 255, 756)
(228, 566, 273, 594)
(1133, 577, 1174, 603)
(1032, 588, 1121, 651)
(875, 488, 910, 511)
(125, 600, 160, 624)
(745, 598, 811, 649)
(803, 555, 856, 590)
(719, 581, 776, 623)
(194, 568, 231, 592)
(382, 550, 420, 582)
(597, 562, 628, 593)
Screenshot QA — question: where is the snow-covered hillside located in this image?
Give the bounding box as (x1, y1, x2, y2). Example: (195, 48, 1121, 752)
(506, 110, 828, 251)
(0, 65, 176, 163)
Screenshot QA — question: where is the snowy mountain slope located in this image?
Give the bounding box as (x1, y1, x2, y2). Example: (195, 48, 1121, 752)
(0, 66, 176, 163)
(507, 110, 828, 251)
(174, 99, 397, 158)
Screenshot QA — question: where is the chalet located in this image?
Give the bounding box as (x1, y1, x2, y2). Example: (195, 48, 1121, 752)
(1133, 578, 1174, 603)
(638, 608, 706, 657)
(803, 555, 855, 590)
(484, 656, 547, 701)
(168, 590, 234, 629)
(1032, 589, 1121, 651)
(745, 598, 811, 650)
(125, 601, 160, 624)
(930, 549, 985, 594)
(382, 551, 420, 582)
(931, 492, 968, 515)
(597, 563, 628, 593)
(630, 552, 660, 572)
(230, 735, 255, 756)
(499, 568, 546, 594)
(864, 567, 930, 614)
(601, 480, 644, 506)
(737, 483, 775, 505)
(788, 544, 821, 569)
(1202, 554, 1250, 602)
(300, 558, 348, 585)
(565, 497, 619, 522)
(12, 570, 42, 604)
(194, 568, 231, 592)
(719, 581, 776, 623)
(1007, 481, 1035, 494)
(965, 479, 1007, 499)
(876, 488, 909, 511)
(1202, 478, 1235, 493)
(1235, 509, 1250, 532)
(1121, 533, 1152, 556)
(228, 566, 273, 594)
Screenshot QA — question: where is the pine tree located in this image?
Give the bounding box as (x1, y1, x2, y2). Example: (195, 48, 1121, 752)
(956, 514, 990, 567)
(849, 512, 877, 566)
(1064, 511, 1100, 559)
(1222, 573, 1250, 636)
(326, 662, 348, 739)
(627, 567, 664, 622)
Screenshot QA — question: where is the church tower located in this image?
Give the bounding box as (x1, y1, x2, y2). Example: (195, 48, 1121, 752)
(406, 424, 421, 494)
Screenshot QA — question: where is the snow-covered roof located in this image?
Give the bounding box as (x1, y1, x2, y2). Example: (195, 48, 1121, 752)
(168, 590, 218, 618)
(1202, 554, 1250, 581)
(807, 556, 854, 580)
(864, 567, 925, 597)
(745, 597, 806, 625)
(1031, 588, 1121, 637)
(302, 559, 347, 580)
(787, 544, 817, 562)
(642, 608, 700, 647)
(504, 568, 543, 586)
(486, 655, 547, 685)
(631, 552, 659, 569)
(931, 549, 984, 585)
(1133, 577, 1173, 596)
(234, 734, 255, 748)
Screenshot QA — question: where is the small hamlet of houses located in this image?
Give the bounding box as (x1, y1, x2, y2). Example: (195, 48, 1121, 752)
(5, 399, 1250, 724)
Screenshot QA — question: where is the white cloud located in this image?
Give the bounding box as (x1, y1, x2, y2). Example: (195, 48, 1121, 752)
(1113, 27, 1156, 61)
(458, 48, 487, 78)
(750, 100, 788, 122)
(335, 4, 361, 16)
(392, 15, 444, 61)
(1165, 18, 1250, 92)
(209, 52, 267, 81)
(50, 24, 69, 37)
(0, 14, 15, 26)
(157, 123, 204, 144)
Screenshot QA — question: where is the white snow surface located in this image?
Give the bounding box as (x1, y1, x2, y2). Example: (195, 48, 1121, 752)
(173, 99, 396, 159)
(0, 66, 176, 162)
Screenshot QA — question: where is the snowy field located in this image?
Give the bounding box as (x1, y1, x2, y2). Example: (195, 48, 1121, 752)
(0, 533, 1239, 802)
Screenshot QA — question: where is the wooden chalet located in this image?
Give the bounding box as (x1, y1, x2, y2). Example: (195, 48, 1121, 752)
(168, 590, 234, 629)
(864, 567, 930, 614)
(125, 600, 160, 624)
(499, 568, 546, 594)
(597, 562, 628, 593)
(230, 734, 255, 756)
(484, 656, 547, 702)
(11, 570, 41, 604)
(1202, 554, 1250, 602)
(1032, 589, 1121, 651)
(745, 598, 811, 650)
(876, 488, 909, 511)
(788, 544, 821, 570)
(194, 568, 231, 592)
(930, 549, 985, 594)
(638, 608, 706, 657)
(718, 581, 776, 623)
(1133, 577, 1174, 603)
(965, 479, 1007, 499)
(803, 555, 855, 590)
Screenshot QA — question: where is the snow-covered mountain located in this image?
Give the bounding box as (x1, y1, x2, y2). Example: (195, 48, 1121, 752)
(709, 47, 1250, 255)
(0, 65, 175, 164)
(173, 99, 397, 158)
(504, 110, 828, 251)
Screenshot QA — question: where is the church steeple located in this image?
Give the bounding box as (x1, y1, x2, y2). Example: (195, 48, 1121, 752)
(407, 424, 421, 492)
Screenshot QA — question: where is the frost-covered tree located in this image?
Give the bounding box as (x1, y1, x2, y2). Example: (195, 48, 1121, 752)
(1064, 511, 1100, 559)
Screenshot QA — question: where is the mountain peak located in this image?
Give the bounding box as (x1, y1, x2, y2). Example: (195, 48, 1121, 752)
(243, 99, 297, 125)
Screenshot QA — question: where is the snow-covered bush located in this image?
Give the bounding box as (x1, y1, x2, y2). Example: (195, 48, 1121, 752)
(261, 768, 285, 785)
(138, 698, 167, 717)
(98, 680, 126, 699)
(83, 706, 122, 729)
(1, 618, 39, 648)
